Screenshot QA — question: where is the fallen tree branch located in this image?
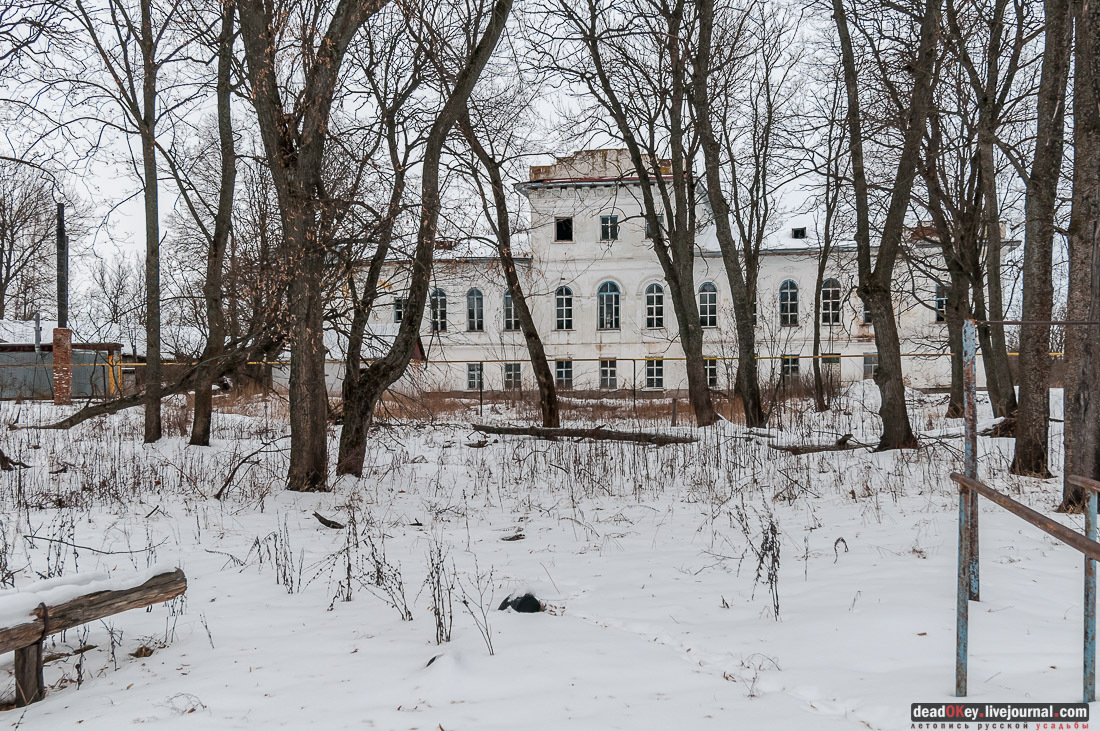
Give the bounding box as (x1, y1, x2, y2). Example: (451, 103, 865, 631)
(312, 512, 345, 530)
(767, 434, 871, 455)
(471, 423, 697, 446)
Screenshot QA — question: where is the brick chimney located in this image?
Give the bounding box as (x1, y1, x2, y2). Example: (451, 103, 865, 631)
(52, 328, 72, 405)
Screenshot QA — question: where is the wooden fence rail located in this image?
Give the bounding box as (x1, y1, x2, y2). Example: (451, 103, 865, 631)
(1, 568, 187, 707)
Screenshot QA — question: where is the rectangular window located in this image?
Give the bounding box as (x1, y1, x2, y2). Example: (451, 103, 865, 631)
(645, 213, 664, 239)
(600, 359, 617, 389)
(467, 363, 483, 391)
(862, 303, 873, 324)
(780, 355, 800, 378)
(822, 353, 841, 366)
(393, 298, 406, 324)
(600, 214, 619, 241)
(503, 362, 522, 390)
(645, 286, 664, 328)
(863, 354, 879, 380)
(935, 285, 947, 323)
(503, 293, 520, 331)
(555, 217, 573, 242)
(645, 359, 664, 389)
(704, 358, 718, 388)
(555, 360, 573, 390)
(791, 227, 807, 239)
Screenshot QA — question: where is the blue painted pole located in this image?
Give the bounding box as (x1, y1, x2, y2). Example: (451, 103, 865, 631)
(1086, 489, 1096, 703)
(963, 319, 979, 601)
(956, 478, 969, 697)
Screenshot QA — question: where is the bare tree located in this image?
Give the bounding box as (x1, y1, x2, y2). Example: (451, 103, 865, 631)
(1062, 0, 1100, 509)
(544, 0, 718, 426)
(830, 0, 940, 450)
(0, 162, 62, 319)
(237, 0, 390, 490)
(1012, 0, 1073, 477)
(458, 92, 560, 427)
(335, 0, 515, 476)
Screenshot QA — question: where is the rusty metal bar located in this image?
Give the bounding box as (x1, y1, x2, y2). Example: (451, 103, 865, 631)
(1069, 476, 1100, 702)
(963, 319, 979, 600)
(950, 474, 1100, 562)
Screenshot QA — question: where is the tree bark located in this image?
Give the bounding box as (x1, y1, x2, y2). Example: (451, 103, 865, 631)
(1012, 0, 1072, 477)
(140, 0, 161, 444)
(692, 0, 764, 427)
(1063, 0, 1100, 510)
(190, 3, 237, 447)
(238, 0, 388, 491)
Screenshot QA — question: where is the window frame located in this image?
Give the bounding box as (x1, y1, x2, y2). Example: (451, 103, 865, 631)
(503, 291, 520, 331)
(780, 354, 800, 378)
(935, 284, 948, 322)
(600, 214, 619, 241)
(645, 358, 664, 390)
(699, 282, 718, 328)
(645, 283, 664, 329)
(466, 362, 483, 391)
(704, 357, 718, 388)
(503, 362, 522, 390)
(466, 288, 484, 332)
(430, 288, 447, 332)
(779, 279, 799, 327)
(821, 278, 841, 325)
(597, 281, 621, 331)
(555, 286, 573, 330)
(645, 213, 665, 239)
(393, 297, 406, 324)
(554, 217, 574, 242)
(863, 353, 879, 380)
(555, 359, 574, 390)
(599, 359, 617, 389)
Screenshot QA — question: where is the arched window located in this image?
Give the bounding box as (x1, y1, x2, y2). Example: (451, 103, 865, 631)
(935, 284, 947, 322)
(555, 286, 573, 330)
(645, 283, 664, 329)
(466, 288, 484, 331)
(430, 288, 447, 332)
(821, 278, 841, 325)
(699, 282, 717, 328)
(779, 279, 798, 327)
(503, 292, 519, 331)
(597, 281, 620, 330)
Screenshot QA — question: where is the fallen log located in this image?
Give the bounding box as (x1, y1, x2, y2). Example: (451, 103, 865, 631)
(471, 423, 697, 446)
(767, 434, 870, 455)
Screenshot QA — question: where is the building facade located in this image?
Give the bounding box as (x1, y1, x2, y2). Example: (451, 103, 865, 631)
(364, 149, 968, 397)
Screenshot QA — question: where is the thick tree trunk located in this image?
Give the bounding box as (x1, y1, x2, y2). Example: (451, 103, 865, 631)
(190, 5, 236, 447)
(1012, 0, 1072, 477)
(832, 0, 937, 450)
(286, 241, 329, 491)
(811, 249, 828, 412)
(943, 268, 968, 418)
(140, 0, 161, 444)
(1063, 0, 1100, 510)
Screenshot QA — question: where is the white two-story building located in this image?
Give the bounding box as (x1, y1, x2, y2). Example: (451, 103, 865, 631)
(362, 149, 972, 396)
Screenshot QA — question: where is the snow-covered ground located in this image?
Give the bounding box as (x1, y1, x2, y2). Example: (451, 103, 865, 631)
(0, 386, 1087, 729)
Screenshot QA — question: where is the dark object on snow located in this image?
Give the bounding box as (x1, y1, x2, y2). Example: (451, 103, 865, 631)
(312, 512, 345, 530)
(501, 532, 525, 542)
(497, 593, 542, 613)
(0, 448, 29, 471)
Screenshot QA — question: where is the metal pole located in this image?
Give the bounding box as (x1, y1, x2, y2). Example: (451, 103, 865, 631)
(1086, 488, 1097, 702)
(632, 359, 637, 413)
(479, 362, 484, 417)
(56, 202, 68, 329)
(956, 476, 969, 697)
(963, 318, 979, 601)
